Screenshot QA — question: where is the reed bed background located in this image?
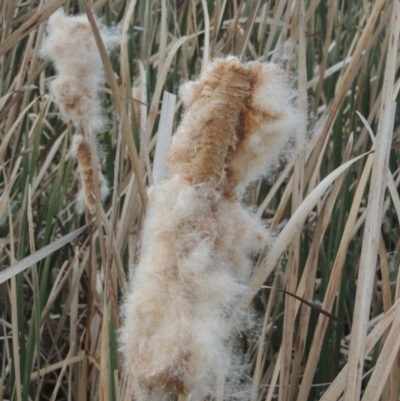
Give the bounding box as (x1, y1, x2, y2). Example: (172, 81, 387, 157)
(1, 0, 400, 400)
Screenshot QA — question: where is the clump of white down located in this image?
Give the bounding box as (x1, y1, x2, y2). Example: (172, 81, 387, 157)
(120, 57, 301, 400)
(41, 8, 120, 132)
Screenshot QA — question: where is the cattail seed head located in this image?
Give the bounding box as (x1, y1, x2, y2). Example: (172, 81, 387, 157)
(168, 57, 251, 186)
(121, 56, 301, 400)
(41, 8, 120, 132)
(169, 57, 300, 198)
(71, 134, 109, 215)
(42, 9, 118, 216)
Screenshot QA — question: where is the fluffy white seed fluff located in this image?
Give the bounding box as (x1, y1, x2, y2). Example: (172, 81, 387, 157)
(41, 8, 120, 132)
(120, 56, 300, 400)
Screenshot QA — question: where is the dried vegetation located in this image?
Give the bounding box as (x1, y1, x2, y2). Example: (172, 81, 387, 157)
(1, 1, 400, 401)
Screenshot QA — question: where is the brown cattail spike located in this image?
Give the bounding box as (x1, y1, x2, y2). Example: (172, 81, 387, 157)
(71, 135, 109, 216)
(168, 57, 252, 186)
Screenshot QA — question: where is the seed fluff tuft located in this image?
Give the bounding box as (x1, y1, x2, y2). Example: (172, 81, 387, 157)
(41, 8, 120, 132)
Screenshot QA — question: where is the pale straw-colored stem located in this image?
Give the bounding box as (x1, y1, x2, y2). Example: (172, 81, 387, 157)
(343, 2, 400, 400)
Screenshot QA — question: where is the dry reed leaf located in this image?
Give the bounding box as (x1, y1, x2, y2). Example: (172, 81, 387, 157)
(0, 224, 89, 283)
(120, 0, 138, 96)
(116, 173, 138, 252)
(153, 91, 176, 185)
(313, 0, 335, 113)
(81, 0, 147, 212)
(69, 248, 80, 400)
(87, 131, 108, 269)
(49, 347, 74, 401)
(256, 159, 294, 217)
(0, 92, 13, 109)
(138, 60, 148, 136)
(357, 111, 400, 227)
(263, 0, 286, 57)
(40, 258, 78, 325)
(379, 236, 392, 313)
(41, 250, 88, 358)
(266, 348, 282, 401)
(356, 111, 375, 142)
(318, 0, 386, 147)
(387, 172, 400, 227)
(296, 150, 375, 401)
(289, 207, 325, 401)
(158, 0, 168, 72)
(8, 112, 44, 188)
(257, 116, 326, 219)
(258, 135, 354, 401)
(32, 130, 67, 194)
(30, 351, 84, 381)
(361, 311, 400, 401)
(0, 178, 15, 222)
(77, 303, 88, 399)
(304, 0, 387, 197)
(10, 278, 22, 401)
(97, 204, 127, 293)
(307, 57, 353, 89)
(320, 298, 400, 400)
(0, 60, 50, 120)
(210, 0, 223, 57)
(292, 134, 353, 304)
(270, 175, 293, 230)
(0, 96, 40, 163)
(281, 9, 307, 398)
(289, 135, 354, 401)
(200, 0, 210, 71)
(392, 141, 400, 149)
(343, 1, 400, 397)
(242, 151, 370, 311)
(236, 0, 263, 60)
(6, 188, 21, 401)
(0, 0, 68, 57)
(100, 295, 110, 401)
(358, 113, 400, 243)
(145, 34, 196, 141)
(252, 275, 280, 401)
(107, 113, 123, 267)
(291, 0, 322, 40)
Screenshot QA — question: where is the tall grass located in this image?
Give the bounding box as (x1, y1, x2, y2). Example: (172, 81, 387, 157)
(1, 0, 400, 400)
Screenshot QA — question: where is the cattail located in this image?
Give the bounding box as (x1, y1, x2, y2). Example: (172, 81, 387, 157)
(120, 56, 300, 400)
(168, 57, 251, 186)
(41, 9, 119, 214)
(70, 134, 109, 216)
(170, 57, 300, 198)
(41, 8, 120, 132)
